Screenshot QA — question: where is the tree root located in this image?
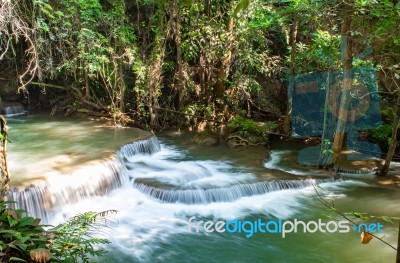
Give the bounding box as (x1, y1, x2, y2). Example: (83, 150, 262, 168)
(0, 115, 9, 201)
(226, 134, 265, 148)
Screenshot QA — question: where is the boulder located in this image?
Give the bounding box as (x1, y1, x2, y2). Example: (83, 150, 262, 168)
(192, 133, 218, 146)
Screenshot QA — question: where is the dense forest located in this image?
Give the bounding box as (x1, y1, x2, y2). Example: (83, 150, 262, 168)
(1, 0, 400, 170)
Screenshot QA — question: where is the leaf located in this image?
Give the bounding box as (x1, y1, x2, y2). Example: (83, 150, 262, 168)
(0, 229, 19, 235)
(8, 209, 19, 221)
(18, 217, 34, 227)
(234, 0, 250, 16)
(360, 231, 373, 244)
(378, 216, 400, 224)
(182, 0, 193, 8)
(9, 257, 27, 262)
(8, 216, 18, 227)
(8, 243, 21, 251)
(353, 212, 365, 219)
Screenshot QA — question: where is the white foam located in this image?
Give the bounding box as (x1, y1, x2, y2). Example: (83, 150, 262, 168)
(50, 179, 357, 260)
(126, 146, 255, 188)
(264, 150, 308, 175)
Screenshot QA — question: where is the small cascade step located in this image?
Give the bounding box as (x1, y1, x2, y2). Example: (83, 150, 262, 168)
(133, 178, 341, 205)
(118, 136, 161, 157)
(335, 167, 376, 176)
(7, 136, 162, 222)
(3, 103, 28, 117)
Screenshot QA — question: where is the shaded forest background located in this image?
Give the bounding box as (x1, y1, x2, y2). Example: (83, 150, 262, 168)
(0, 0, 400, 165)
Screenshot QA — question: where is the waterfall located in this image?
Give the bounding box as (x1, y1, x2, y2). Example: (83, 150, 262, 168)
(133, 178, 341, 205)
(7, 136, 161, 222)
(7, 133, 341, 223)
(7, 161, 124, 222)
(118, 136, 161, 158)
(3, 104, 28, 117)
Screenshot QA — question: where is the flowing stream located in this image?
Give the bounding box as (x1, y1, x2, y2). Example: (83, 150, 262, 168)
(5, 116, 400, 263)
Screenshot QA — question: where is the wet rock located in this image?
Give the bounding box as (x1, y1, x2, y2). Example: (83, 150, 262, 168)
(192, 133, 218, 146)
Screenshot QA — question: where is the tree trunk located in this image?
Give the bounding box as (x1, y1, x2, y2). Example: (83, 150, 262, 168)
(214, 17, 234, 99)
(173, 0, 184, 108)
(119, 58, 126, 113)
(148, 60, 163, 128)
(0, 115, 9, 202)
(147, 2, 172, 128)
(332, 1, 354, 165)
(379, 91, 400, 176)
(319, 71, 331, 167)
(283, 17, 299, 136)
(397, 220, 400, 263)
(204, 0, 211, 17)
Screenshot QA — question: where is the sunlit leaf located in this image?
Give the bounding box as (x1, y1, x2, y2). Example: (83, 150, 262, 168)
(9, 257, 26, 262)
(360, 231, 373, 244)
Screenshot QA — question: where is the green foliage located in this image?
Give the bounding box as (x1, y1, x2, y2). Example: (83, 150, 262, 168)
(370, 124, 394, 148)
(233, 0, 250, 16)
(368, 105, 395, 150)
(228, 115, 263, 136)
(0, 201, 115, 263)
(33, 0, 137, 112)
(0, 201, 47, 262)
(248, 7, 281, 29)
(3, 0, 400, 132)
(178, 103, 214, 127)
(321, 139, 334, 155)
(264, 121, 278, 132)
(294, 30, 341, 73)
(342, 211, 400, 229)
(181, 104, 212, 118)
(48, 211, 116, 262)
(227, 112, 273, 144)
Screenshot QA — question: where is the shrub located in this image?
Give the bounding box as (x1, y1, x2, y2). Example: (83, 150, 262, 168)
(0, 201, 115, 262)
(48, 211, 116, 263)
(227, 112, 276, 145)
(0, 201, 47, 262)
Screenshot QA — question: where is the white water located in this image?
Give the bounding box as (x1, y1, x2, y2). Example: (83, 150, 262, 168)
(10, 135, 393, 263)
(6, 119, 399, 263)
(50, 178, 367, 261)
(33, 137, 363, 261)
(264, 150, 309, 175)
(8, 160, 125, 222)
(3, 105, 28, 117)
(125, 146, 254, 188)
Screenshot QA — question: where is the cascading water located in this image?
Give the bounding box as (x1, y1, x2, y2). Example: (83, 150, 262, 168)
(8, 161, 125, 222)
(7, 136, 160, 222)
(7, 131, 399, 263)
(132, 178, 340, 205)
(3, 104, 28, 117)
(8, 135, 338, 222)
